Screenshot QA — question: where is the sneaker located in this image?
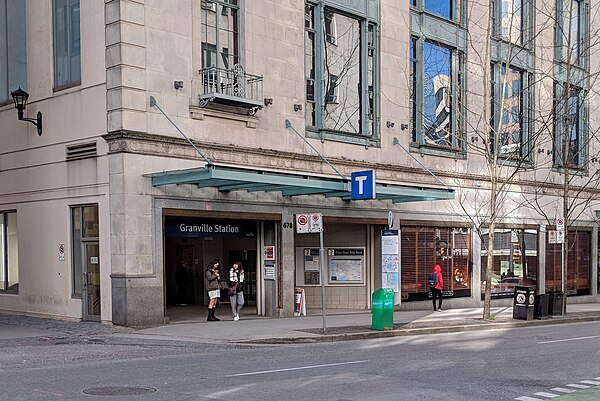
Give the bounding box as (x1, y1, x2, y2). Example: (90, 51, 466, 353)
(233, 315, 239, 321)
(437, 308, 443, 312)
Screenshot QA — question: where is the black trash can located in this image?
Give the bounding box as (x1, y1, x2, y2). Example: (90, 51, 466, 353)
(513, 286, 534, 320)
(548, 292, 564, 316)
(534, 294, 549, 320)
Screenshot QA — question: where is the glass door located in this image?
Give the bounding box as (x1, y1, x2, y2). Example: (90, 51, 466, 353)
(82, 242, 100, 321)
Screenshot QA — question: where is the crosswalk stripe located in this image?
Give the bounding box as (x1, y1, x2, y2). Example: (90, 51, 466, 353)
(566, 384, 590, 389)
(533, 392, 560, 398)
(515, 397, 543, 401)
(551, 387, 577, 394)
(580, 380, 600, 385)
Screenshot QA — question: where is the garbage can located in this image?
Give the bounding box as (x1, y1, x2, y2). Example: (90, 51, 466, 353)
(533, 294, 549, 320)
(372, 288, 394, 330)
(513, 286, 534, 320)
(548, 292, 564, 316)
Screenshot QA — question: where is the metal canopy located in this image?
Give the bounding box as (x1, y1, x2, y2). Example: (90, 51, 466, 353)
(146, 165, 454, 204)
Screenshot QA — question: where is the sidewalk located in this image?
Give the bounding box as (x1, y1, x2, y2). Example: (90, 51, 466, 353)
(122, 303, 600, 344)
(2, 304, 600, 345)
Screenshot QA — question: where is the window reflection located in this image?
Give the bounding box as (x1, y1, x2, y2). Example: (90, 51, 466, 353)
(425, 0, 452, 19)
(481, 229, 538, 298)
(423, 42, 452, 147)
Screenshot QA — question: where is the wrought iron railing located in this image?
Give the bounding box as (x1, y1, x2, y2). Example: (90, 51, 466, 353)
(198, 64, 263, 110)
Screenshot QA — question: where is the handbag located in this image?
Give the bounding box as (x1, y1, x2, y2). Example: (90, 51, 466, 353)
(227, 282, 237, 296)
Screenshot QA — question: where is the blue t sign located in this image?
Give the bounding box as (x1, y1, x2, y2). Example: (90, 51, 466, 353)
(351, 170, 376, 200)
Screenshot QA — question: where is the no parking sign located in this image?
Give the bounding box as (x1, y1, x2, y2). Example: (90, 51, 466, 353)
(296, 214, 310, 234)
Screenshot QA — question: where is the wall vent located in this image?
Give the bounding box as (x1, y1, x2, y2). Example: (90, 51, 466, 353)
(66, 142, 97, 161)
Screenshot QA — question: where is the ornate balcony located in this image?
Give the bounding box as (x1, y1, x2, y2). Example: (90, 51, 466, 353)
(198, 64, 263, 115)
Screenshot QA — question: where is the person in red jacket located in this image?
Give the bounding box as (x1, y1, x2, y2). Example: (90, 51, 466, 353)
(431, 264, 444, 311)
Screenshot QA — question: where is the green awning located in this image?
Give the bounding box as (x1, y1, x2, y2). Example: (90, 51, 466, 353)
(146, 165, 454, 203)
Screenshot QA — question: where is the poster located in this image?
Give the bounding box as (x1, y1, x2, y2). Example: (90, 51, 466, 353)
(304, 249, 320, 271)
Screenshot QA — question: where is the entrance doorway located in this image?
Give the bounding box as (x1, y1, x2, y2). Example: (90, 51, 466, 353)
(82, 242, 100, 321)
(164, 216, 259, 321)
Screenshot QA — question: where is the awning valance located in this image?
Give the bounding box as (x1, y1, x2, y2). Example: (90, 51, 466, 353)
(145, 165, 454, 203)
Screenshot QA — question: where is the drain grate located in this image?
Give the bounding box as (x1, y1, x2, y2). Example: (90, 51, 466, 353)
(82, 387, 157, 396)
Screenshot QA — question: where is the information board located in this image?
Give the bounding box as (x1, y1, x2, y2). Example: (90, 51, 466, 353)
(381, 230, 400, 293)
(328, 248, 365, 284)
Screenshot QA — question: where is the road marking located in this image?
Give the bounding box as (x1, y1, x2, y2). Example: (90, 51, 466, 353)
(551, 387, 577, 393)
(225, 360, 370, 377)
(515, 396, 543, 401)
(537, 335, 600, 344)
(580, 380, 600, 385)
(566, 384, 591, 389)
(534, 392, 560, 398)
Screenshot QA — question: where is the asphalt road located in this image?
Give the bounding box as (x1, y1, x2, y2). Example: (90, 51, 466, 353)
(1, 321, 599, 401)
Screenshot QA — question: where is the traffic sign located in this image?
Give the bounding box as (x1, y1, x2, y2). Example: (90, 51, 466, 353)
(296, 214, 310, 234)
(556, 230, 565, 244)
(310, 213, 323, 232)
(556, 216, 565, 231)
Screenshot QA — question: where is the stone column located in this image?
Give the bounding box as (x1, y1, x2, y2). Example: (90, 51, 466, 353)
(279, 212, 296, 317)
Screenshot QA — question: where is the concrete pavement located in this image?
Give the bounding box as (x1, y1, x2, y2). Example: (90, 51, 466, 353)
(2, 303, 600, 346)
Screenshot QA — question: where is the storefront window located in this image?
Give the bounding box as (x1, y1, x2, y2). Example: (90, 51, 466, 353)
(71, 205, 99, 297)
(480, 228, 538, 298)
(545, 230, 591, 295)
(401, 226, 471, 301)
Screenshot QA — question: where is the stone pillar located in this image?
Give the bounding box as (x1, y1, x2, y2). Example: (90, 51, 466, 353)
(279, 212, 296, 317)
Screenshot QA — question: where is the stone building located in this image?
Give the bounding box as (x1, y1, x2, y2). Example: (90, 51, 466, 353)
(0, 0, 598, 326)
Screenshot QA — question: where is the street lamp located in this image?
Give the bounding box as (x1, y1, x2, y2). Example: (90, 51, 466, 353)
(10, 87, 42, 135)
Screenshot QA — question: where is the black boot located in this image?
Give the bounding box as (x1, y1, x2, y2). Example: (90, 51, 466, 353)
(212, 307, 220, 321)
(207, 307, 217, 321)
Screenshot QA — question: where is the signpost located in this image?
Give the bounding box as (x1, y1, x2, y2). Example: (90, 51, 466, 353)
(296, 213, 326, 332)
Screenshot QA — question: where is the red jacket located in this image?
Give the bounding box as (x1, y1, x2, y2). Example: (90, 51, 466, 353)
(434, 264, 443, 290)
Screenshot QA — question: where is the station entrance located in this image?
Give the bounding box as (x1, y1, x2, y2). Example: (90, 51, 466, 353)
(164, 216, 260, 321)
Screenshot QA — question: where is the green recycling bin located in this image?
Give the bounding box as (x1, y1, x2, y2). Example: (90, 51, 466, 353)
(372, 288, 394, 330)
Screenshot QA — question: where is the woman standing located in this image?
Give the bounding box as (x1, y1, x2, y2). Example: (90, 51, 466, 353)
(204, 259, 221, 321)
(228, 261, 245, 321)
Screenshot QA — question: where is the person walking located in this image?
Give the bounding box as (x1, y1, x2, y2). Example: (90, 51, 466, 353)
(430, 264, 444, 312)
(204, 259, 221, 321)
(228, 261, 245, 321)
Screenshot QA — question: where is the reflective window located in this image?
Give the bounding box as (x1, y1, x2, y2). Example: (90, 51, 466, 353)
(0, 0, 27, 103)
(200, 0, 239, 69)
(53, 0, 81, 88)
(500, 0, 523, 44)
(304, 2, 378, 141)
(553, 84, 584, 167)
(480, 229, 538, 298)
(71, 205, 99, 297)
(0, 212, 19, 292)
(545, 230, 591, 295)
(412, 40, 463, 150)
(425, 0, 452, 19)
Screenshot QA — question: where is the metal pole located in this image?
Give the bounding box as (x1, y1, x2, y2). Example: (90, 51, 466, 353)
(320, 229, 327, 333)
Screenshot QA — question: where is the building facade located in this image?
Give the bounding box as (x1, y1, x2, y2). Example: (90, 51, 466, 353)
(0, 0, 598, 326)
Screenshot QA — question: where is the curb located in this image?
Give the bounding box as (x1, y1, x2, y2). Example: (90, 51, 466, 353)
(236, 314, 600, 345)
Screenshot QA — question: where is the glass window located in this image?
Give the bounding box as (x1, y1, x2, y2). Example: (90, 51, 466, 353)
(545, 230, 591, 295)
(553, 84, 585, 167)
(0, 0, 27, 103)
(304, 2, 378, 141)
(53, 0, 81, 89)
(0, 212, 19, 292)
(425, 0, 452, 19)
(412, 40, 463, 150)
(71, 205, 98, 297)
(491, 64, 528, 158)
(480, 228, 538, 298)
(200, 0, 238, 70)
(500, 0, 523, 44)
(401, 226, 471, 301)
(570, 0, 581, 63)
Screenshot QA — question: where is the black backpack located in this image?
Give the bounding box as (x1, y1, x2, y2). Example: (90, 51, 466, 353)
(428, 272, 438, 287)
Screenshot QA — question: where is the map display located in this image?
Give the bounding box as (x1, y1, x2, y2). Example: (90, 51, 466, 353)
(382, 254, 399, 273)
(329, 258, 363, 282)
(383, 272, 399, 292)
